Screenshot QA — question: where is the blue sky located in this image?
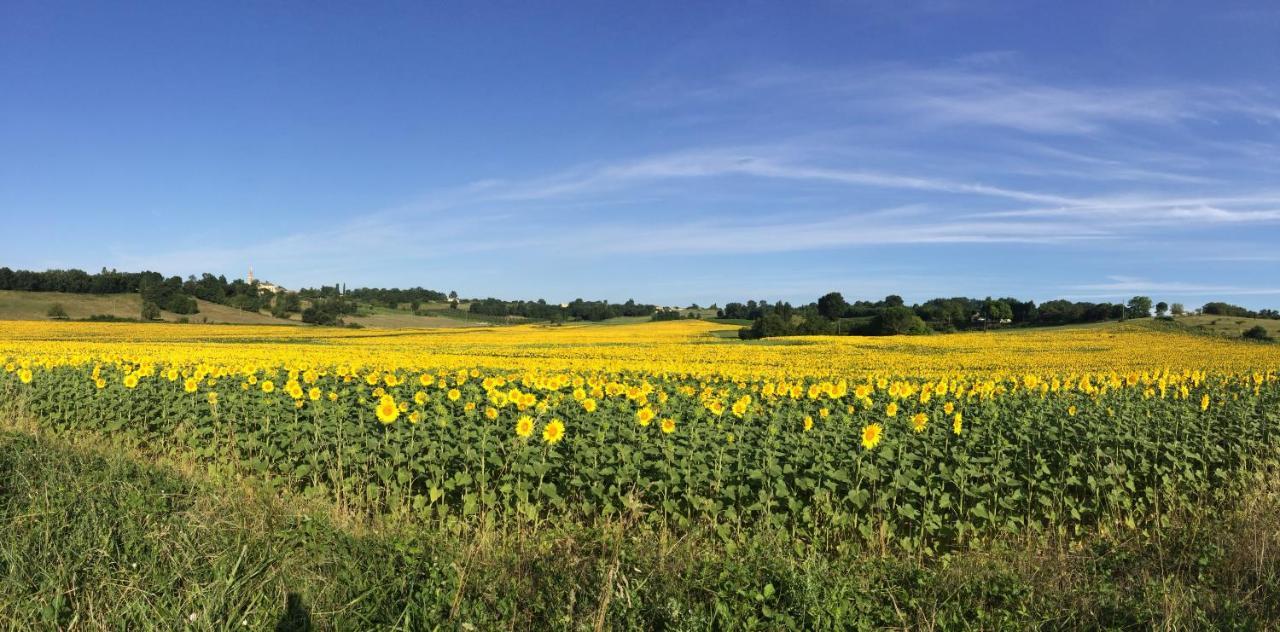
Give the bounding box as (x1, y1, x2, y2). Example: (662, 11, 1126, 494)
(3, 1, 1279, 308)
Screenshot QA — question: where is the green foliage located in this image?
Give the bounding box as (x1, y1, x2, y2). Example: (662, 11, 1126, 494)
(140, 301, 161, 321)
(817, 292, 847, 321)
(651, 309, 685, 321)
(9, 365, 1277, 565)
(1243, 325, 1273, 341)
(301, 298, 355, 326)
(470, 298, 657, 322)
(870, 306, 930, 335)
(46, 303, 68, 319)
(139, 273, 199, 315)
(3, 429, 1276, 629)
(982, 298, 1013, 322)
(269, 292, 300, 319)
(1127, 296, 1153, 319)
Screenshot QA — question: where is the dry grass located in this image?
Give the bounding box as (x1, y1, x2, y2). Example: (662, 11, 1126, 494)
(0, 290, 143, 320)
(0, 290, 298, 325)
(1176, 314, 1280, 338)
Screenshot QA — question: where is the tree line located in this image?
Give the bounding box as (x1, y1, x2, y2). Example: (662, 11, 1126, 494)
(6, 267, 1275, 331)
(322, 287, 448, 309)
(0, 267, 286, 320)
(468, 298, 660, 322)
(732, 292, 1279, 339)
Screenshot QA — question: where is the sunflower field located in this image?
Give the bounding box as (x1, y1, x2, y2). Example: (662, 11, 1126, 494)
(3, 319, 1279, 556)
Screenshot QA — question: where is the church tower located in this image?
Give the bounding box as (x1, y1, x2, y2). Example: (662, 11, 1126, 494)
(248, 266, 254, 284)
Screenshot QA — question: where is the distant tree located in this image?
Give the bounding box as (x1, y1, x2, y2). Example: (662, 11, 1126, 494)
(449, 290, 459, 309)
(141, 301, 161, 321)
(882, 294, 905, 308)
(870, 307, 930, 335)
(1171, 303, 1185, 316)
(749, 313, 793, 338)
(816, 292, 847, 321)
(164, 293, 198, 314)
(651, 309, 683, 322)
(46, 303, 68, 319)
(1126, 296, 1153, 318)
(720, 302, 748, 320)
(1243, 325, 1272, 341)
(981, 298, 1013, 322)
(915, 298, 969, 328)
(1155, 301, 1169, 317)
(1035, 300, 1083, 325)
(1002, 298, 1038, 324)
(1202, 302, 1251, 317)
(301, 298, 353, 326)
(270, 294, 290, 319)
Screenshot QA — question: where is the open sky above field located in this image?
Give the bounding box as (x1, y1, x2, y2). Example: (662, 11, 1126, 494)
(2, 2, 1279, 307)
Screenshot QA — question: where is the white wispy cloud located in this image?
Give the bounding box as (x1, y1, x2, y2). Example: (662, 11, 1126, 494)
(1067, 276, 1280, 296)
(640, 63, 1280, 136)
(107, 59, 1280, 300)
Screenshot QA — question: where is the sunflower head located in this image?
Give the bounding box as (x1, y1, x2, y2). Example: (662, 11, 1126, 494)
(861, 423, 883, 450)
(542, 419, 565, 444)
(376, 399, 399, 424)
(515, 415, 534, 437)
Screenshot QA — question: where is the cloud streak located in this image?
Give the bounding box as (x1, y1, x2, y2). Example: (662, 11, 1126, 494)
(98, 60, 1280, 304)
(1067, 276, 1280, 297)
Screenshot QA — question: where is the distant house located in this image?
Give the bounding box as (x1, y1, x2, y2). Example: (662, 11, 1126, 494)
(247, 267, 287, 294)
(971, 313, 1011, 325)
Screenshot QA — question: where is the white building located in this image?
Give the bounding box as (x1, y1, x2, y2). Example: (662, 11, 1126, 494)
(247, 267, 287, 294)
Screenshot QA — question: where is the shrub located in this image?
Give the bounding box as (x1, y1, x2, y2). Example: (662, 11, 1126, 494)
(141, 301, 161, 321)
(46, 303, 69, 319)
(1243, 326, 1273, 341)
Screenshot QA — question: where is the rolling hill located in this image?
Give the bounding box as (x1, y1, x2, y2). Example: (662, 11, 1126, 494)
(0, 290, 299, 325)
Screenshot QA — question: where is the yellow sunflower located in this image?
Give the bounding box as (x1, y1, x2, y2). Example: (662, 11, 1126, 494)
(375, 398, 399, 424)
(515, 415, 534, 438)
(542, 418, 565, 444)
(861, 423, 883, 450)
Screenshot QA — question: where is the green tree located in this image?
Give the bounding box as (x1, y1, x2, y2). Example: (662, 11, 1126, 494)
(816, 292, 847, 321)
(1155, 301, 1168, 317)
(141, 301, 161, 321)
(271, 294, 290, 319)
(748, 313, 794, 338)
(46, 303, 68, 320)
(1127, 296, 1153, 318)
(1171, 302, 1185, 316)
(870, 307, 930, 335)
(982, 298, 1013, 322)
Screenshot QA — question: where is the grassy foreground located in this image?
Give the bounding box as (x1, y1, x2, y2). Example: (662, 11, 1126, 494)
(2, 426, 1278, 630)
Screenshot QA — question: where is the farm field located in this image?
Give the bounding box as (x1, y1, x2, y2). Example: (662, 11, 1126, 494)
(2, 318, 1279, 628)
